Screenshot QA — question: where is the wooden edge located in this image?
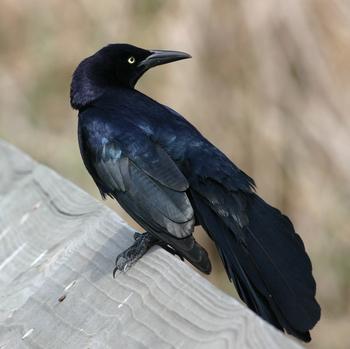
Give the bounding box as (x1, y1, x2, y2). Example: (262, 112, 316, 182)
(0, 140, 303, 349)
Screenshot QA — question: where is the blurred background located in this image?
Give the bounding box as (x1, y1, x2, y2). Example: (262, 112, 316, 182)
(1, 0, 349, 347)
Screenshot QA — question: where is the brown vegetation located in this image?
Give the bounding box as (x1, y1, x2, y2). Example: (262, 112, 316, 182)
(1, 1, 349, 347)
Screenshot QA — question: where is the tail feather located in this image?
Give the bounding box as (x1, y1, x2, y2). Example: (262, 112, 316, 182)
(160, 233, 212, 274)
(190, 189, 320, 342)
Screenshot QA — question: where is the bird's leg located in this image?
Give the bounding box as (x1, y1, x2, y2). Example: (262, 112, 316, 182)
(113, 232, 184, 277)
(134, 233, 184, 261)
(113, 232, 157, 276)
(135, 232, 184, 261)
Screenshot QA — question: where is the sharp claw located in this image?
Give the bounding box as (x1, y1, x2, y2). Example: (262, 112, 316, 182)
(113, 232, 157, 278)
(113, 261, 131, 278)
(113, 266, 118, 278)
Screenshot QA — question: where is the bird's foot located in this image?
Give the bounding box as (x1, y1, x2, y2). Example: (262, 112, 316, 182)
(113, 232, 157, 277)
(136, 231, 184, 261)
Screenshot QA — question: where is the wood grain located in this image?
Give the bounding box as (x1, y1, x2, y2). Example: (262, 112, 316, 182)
(0, 140, 303, 349)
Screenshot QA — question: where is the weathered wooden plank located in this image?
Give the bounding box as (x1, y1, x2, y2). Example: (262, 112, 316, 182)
(0, 140, 303, 349)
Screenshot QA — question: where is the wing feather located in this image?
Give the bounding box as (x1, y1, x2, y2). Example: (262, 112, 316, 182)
(92, 141, 194, 238)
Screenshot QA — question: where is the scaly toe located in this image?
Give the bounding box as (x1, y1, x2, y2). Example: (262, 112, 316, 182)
(113, 255, 132, 277)
(133, 232, 143, 241)
(113, 232, 158, 278)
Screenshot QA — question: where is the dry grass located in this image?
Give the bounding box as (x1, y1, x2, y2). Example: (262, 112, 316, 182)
(1, 1, 350, 347)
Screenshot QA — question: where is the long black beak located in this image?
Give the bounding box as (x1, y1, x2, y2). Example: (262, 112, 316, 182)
(138, 50, 191, 70)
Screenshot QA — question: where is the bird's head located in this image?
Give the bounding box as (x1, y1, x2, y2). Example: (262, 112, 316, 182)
(70, 43, 191, 110)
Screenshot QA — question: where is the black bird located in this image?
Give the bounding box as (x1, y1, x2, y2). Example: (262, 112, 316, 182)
(71, 43, 320, 341)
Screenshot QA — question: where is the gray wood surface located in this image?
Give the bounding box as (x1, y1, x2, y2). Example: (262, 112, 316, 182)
(0, 140, 303, 349)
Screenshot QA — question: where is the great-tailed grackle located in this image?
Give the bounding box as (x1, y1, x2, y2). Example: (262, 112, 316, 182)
(70, 43, 320, 341)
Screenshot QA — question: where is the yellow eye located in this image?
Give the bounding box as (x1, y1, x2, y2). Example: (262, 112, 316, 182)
(128, 56, 136, 64)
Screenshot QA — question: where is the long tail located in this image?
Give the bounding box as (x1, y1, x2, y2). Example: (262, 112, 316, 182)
(190, 190, 321, 342)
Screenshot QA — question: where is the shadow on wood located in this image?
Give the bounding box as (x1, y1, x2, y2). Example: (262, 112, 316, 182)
(0, 140, 302, 349)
